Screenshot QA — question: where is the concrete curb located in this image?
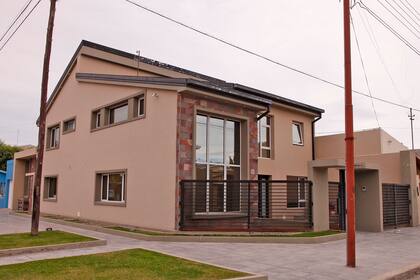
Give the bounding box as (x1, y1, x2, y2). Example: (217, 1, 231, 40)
(370, 262, 420, 280)
(0, 239, 107, 257)
(17, 213, 346, 244)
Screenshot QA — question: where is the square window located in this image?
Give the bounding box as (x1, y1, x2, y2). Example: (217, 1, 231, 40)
(109, 103, 128, 124)
(97, 172, 125, 203)
(63, 118, 76, 133)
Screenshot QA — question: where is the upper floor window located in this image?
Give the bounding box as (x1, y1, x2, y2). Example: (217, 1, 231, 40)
(292, 122, 303, 145)
(136, 95, 145, 117)
(109, 103, 128, 124)
(63, 118, 76, 133)
(258, 116, 271, 158)
(47, 124, 60, 149)
(91, 93, 145, 131)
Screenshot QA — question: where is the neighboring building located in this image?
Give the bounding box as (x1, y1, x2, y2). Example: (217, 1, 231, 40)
(11, 148, 37, 212)
(15, 40, 324, 232)
(0, 170, 6, 208)
(312, 128, 420, 232)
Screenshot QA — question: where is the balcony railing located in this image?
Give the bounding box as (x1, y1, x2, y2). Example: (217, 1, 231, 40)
(179, 179, 313, 232)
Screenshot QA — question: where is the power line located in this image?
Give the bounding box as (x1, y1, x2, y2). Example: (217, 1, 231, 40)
(0, 0, 34, 43)
(377, 0, 420, 38)
(393, 0, 420, 26)
(0, 0, 41, 53)
(403, 0, 420, 18)
(350, 14, 380, 127)
(356, 6, 405, 102)
(358, 1, 420, 56)
(124, 0, 420, 112)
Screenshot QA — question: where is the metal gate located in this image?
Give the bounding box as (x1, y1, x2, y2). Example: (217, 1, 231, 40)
(382, 184, 410, 228)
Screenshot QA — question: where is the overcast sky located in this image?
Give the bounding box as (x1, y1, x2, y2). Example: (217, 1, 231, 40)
(0, 0, 419, 148)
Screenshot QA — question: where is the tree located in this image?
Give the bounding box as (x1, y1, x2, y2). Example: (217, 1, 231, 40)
(0, 140, 22, 171)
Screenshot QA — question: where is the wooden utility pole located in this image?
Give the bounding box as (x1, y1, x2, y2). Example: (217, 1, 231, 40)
(31, 0, 57, 236)
(409, 108, 415, 150)
(343, 0, 356, 267)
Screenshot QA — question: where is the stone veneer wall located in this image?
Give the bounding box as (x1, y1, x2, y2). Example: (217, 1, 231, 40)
(175, 93, 260, 228)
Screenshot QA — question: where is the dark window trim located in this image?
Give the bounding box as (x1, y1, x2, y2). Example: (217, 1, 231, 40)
(43, 175, 58, 202)
(90, 92, 146, 132)
(62, 116, 77, 134)
(46, 123, 60, 151)
(94, 169, 127, 207)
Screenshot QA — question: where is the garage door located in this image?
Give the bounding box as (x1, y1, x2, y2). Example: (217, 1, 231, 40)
(382, 184, 410, 228)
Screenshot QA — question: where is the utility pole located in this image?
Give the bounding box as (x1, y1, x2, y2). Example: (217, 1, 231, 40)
(409, 108, 415, 150)
(343, 0, 356, 267)
(31, 0, 57, 236)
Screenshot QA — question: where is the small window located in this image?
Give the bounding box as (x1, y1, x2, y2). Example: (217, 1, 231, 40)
(94, 111, 101, 128)
(98, 172, 125, 202)
(287, 176, 306, 208)
(137, 95, 145, 117)
(292, 122, 303, 145)
(47, 125, 60, 149)
(44, 176, 57, 200)
(258, 116, 272, 158)
(109, 103, 128, 124)
(63, 118, 76, 133)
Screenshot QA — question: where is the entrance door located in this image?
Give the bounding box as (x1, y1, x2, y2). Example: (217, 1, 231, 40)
(258, 175, 270, 218)
(0, 182, 7, 208)
(382, 184, 410, 228)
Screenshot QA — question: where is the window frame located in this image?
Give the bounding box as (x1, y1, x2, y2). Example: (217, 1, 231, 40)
(292, 121, 304, 146)
(194, 113, 242, 214)
(47, 123, 60, 150)
(62, 117, 76, 134)
(108, 102, 129, 125)
(91, 92, 146, 132)
(286, 176, 307, 209)
(258, 116, 272, 158)
(43, 176, 58, 202)
(95, 170, 127, 206)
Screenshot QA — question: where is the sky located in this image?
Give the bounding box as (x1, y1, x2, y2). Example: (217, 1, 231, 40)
(0, 0, 419, 148)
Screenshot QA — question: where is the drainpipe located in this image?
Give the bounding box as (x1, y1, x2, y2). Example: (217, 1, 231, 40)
(311, 115, 322, 160)
(257, 106, 270, 121)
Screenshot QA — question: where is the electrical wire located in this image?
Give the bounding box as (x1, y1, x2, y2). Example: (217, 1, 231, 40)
(356, 6, 404, 102)
(124, 0, 420, 112)
(358, 1, 420, 56)
(0, 0, 34, 43)
(403, 0, 420, 18)
(0, 0, 42, 53)
(350, 14, 380, 127)
(377, 0, 420, 38)
(393, 0, 420, 26)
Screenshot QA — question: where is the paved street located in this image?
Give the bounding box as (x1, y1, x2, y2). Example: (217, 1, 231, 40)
(1, 209, 420, 279)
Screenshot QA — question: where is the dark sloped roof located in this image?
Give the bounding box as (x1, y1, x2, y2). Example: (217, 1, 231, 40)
(79, 40, 324, 114)
(76, 73, 272, 106)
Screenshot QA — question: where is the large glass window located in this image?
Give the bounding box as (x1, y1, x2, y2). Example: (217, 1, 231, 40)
(194, 114, 241, 213)
(258, 116, 271, 158)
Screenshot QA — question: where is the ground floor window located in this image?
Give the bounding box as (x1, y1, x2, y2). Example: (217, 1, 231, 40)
(287, 176, 307, 208)
(97, 172, 125, 203)
(258, 175, 271, 218)
(43, 176, 57, 200)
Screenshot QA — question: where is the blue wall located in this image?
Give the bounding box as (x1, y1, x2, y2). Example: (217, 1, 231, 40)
(0, 160, 13, 208)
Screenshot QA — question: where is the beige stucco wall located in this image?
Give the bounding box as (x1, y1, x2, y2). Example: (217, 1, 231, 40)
(41, 58, 179, 231)
(258, 104, 314, 179)
(380, 129, 408, 154)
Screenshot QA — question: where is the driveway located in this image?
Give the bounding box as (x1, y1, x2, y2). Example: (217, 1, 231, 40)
(1, 209, 420, 280)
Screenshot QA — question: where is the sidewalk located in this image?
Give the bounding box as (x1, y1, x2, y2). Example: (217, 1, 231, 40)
(1, 209, 420, 280)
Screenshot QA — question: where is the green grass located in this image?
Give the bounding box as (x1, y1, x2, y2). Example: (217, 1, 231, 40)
(0, 230, 95, 250)
(108, 226, 341, 238)
(0, 248, 247, 280)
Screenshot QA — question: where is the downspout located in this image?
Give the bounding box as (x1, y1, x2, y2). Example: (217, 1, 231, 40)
(312, 115, 322, 160)
(257, 106, 270, 121)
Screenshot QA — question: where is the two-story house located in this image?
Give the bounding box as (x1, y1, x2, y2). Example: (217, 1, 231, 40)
(17, 41, 325, 232)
